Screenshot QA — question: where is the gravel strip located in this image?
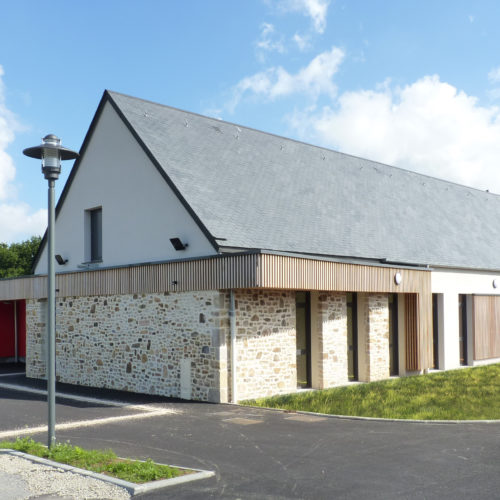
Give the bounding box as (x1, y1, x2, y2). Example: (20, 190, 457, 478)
(0, 454, 130, 499)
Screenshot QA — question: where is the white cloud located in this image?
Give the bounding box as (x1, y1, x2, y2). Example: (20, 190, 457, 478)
(0, 203, 46, 242)
(488, 66, 500, 84)
(293, 32, 311, 51)
(202, 107, 224, 120)
(292, 75, 500, 193)
(279, 0, 330, 33)
(0, 65, 47, 242)
(255, 23, 285, 61)
(0, 66, 17, 201)
(230, 46, 344, 111)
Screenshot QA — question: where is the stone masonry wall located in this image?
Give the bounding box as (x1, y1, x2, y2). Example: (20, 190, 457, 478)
(26, 291, 227, 402)
(26, 299, 47, 377)
(232, 290, 296, 400)
(361, 293, 390, 382)
(316, 292, 348, 388)
(26, 288, 394, 402)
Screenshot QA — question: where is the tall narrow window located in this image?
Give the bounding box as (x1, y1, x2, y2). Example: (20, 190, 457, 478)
(86, 207, 102, 262)
(459, 294, 468, 365)
(347, 293, 358, 381)
(388, 294, 399, 376)
(432, 294, 439, 369)
(296, 291, 311, 388)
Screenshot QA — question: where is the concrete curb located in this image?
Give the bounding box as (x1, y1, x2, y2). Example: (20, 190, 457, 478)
(237, 403, 500, 424)
(0, 449, 215, 496)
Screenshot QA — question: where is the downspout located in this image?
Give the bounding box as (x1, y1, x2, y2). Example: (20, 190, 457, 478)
(229, 290, 237, 403)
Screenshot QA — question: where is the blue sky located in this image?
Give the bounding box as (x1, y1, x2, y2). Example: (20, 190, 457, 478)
(2, 0, 500, 242)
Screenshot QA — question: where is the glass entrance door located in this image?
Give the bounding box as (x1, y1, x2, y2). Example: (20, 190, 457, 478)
(296, 292, 311, 388)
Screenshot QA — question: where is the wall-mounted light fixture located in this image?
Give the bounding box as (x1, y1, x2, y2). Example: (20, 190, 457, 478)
(394, 272, 402, 285)
(493, 279, 498, 289)
(55, 254, 68, 265)
(170, 238, 188, 251)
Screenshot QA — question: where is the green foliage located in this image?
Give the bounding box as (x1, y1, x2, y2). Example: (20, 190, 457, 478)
(104, 458, 179, 483)
(0, 236, 42, 278)
(0, 436, 47, 456)
(0, 437, 183, 483)
(242, 363, 500, 420)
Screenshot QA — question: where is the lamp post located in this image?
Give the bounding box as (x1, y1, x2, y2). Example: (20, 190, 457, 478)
(23, 135, 78, 448)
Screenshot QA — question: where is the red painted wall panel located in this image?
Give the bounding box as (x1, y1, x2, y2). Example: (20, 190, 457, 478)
(16, 300, 26, 358)
(0, 302, 15, 357)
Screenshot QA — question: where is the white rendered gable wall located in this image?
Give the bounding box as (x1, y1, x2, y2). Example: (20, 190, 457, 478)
(35, 101, 216, 275)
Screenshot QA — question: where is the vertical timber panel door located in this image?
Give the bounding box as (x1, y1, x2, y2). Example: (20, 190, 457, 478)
(405, 294, 419, 371)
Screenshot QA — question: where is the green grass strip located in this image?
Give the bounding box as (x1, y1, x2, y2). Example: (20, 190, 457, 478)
(242, 364, 500, 420)
(0, 437, 184, 483)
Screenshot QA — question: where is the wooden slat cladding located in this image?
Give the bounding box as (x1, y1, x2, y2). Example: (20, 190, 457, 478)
(258, 254, 430, 293)
(0, 252, 430, 300)
(418, 292, 434, 370)
(0, 254, 259, 300)
(0, 252, 434, 370)
(405, 294, 420, 371)
(473, 295, 500, 360)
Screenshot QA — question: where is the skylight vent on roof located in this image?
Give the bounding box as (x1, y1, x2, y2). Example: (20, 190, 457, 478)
(211, 125, 222, 133)
(184, 119, 189, 127)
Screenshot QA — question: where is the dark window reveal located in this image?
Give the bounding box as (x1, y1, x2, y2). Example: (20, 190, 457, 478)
(90, 208, 102, 261)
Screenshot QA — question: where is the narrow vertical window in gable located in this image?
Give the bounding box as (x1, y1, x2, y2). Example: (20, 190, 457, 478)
(85, 207, 102, 262)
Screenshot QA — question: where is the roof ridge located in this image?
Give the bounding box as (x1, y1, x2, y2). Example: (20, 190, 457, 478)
(106, 89, 499, 199)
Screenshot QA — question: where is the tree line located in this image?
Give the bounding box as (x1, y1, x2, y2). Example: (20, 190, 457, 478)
(0, 236, 42, 278)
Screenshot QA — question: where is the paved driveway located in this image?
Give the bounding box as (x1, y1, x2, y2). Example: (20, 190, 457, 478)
(0, 370, 498, 499)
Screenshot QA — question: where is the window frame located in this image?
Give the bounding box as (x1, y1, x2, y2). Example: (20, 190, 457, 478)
(84, 206, 103, 263)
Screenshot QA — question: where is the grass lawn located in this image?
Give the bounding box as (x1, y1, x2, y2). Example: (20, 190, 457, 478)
(242, 364, 500, 420)
(0, 437, 186, 483)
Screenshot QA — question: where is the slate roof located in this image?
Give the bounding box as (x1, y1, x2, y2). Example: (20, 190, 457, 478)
(105, 91, 500, 270)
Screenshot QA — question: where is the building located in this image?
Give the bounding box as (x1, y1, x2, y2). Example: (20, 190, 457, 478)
(1, 90, 499, 402)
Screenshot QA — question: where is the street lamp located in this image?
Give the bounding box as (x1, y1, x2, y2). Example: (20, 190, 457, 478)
(23, 134, 79, 448)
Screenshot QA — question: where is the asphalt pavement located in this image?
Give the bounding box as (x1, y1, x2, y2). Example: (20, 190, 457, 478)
(0, 367, 499, 499)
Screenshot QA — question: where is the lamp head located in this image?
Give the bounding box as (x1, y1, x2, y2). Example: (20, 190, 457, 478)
(23, 134, 79, 181)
